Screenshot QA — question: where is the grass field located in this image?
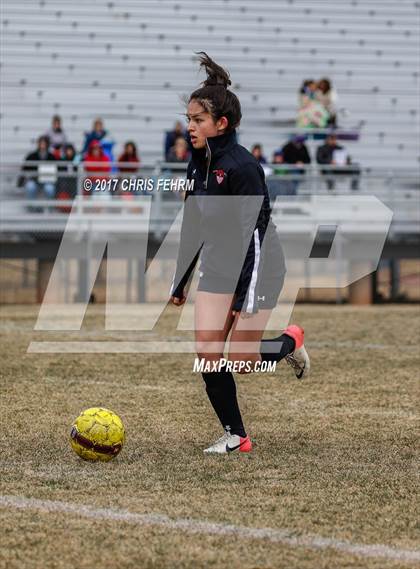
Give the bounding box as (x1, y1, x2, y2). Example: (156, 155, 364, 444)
(0, 304, 419, 569)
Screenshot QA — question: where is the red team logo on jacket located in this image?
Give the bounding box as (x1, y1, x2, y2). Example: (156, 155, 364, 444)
(213, 169, 226, 184)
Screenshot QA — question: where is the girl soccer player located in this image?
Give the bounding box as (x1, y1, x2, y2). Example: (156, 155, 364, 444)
(170, 53, 310, 454)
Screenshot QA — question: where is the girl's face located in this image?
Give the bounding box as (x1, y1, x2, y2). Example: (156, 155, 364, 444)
(186, 100, 227, 149)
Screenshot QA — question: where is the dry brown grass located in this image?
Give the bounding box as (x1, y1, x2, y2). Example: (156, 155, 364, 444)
(0, 304, 419, 569)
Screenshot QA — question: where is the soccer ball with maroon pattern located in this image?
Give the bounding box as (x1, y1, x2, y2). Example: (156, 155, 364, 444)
(70, 407, 125, 462)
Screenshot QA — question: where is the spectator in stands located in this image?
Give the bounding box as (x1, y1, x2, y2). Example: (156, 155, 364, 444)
(298, 79, 317, 107)
(251, 143, 267, 164)
(62, 143, 78, 163)
(166, 136, 190, 163)
(45, 115, 67, 158)
(118, 141, 140, 173)
(161, 137, 190, 203)
(164, 121, 187, 160)
(21, 135, 57, 201)
(83, 140, 111, 195)
(116, 141, 141, 199)
(56, 144, 79, 207)
(82, 118, 108, 155)
(268, 135, 311, 196)
(267, 150, 289, 200)
(278, 135, 311, 167)
(297, 79, 330, 128)
(315, 78, 338, 126)
(316, 133, 360, 191)
(272, 149, 284, 164)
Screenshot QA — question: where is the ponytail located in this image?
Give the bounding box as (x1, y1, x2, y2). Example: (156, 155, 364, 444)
(197, 51, 231, 88)
(189, 52, 241, 131)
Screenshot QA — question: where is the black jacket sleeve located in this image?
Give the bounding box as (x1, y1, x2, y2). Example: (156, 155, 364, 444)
(169, 165, 203, 299)
(316, 145, 333, 165)
(229, 162, 267, 314)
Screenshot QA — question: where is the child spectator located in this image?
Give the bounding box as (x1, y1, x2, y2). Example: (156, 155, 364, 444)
(272, 149, 284, 165)
(62, 143, 78, 163)
(298, 79, 317, 108)
(56, 144, 79, 207)
(251, 143, 267, 164)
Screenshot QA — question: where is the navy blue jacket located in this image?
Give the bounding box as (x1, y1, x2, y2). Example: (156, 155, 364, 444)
(170, 129, 285, 313)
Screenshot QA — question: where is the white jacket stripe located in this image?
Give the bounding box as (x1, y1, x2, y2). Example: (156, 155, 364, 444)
(246, 229, 261, 313)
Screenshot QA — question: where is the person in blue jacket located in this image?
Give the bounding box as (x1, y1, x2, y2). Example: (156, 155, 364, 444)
(170, 53, 310, 454)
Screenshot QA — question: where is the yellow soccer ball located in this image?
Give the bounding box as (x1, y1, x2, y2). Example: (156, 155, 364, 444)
(70, 407, 125, 462)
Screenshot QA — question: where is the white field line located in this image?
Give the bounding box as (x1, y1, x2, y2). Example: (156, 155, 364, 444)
(1, 495, 419, 563)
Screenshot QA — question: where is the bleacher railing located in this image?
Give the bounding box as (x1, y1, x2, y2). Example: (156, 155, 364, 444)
(0, 161, 419, 235)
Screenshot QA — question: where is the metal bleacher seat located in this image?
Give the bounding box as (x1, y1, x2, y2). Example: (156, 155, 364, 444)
(1, 0, 419, 169)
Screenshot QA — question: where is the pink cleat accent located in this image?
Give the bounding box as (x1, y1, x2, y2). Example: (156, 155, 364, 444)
(204, 431, 253, 454)
(238, 435, 252, 453)
(283, 324, 305, 349)
(283, 324, 310, 379)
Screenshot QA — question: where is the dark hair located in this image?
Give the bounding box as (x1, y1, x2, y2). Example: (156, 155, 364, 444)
(189, 52, 241, 132)
(63, 143, 76, 156)
(38, 135, 49, 146)
(318, 78, 332, 93)
(300, 79, 316, 94)
(123, 141, 138, 156)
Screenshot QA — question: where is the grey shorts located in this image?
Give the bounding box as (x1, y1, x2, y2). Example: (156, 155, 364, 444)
(197, 220, 286, 311)
(196, 270, 285, 310)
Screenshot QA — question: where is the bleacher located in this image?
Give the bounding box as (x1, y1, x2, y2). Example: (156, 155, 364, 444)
(1, 0, 419, 168)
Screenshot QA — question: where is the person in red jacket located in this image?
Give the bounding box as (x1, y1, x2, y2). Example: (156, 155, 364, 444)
(83, 140, 111, 196)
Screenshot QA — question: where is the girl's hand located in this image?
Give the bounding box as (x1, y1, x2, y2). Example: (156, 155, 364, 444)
(170, 295, 186, 306)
